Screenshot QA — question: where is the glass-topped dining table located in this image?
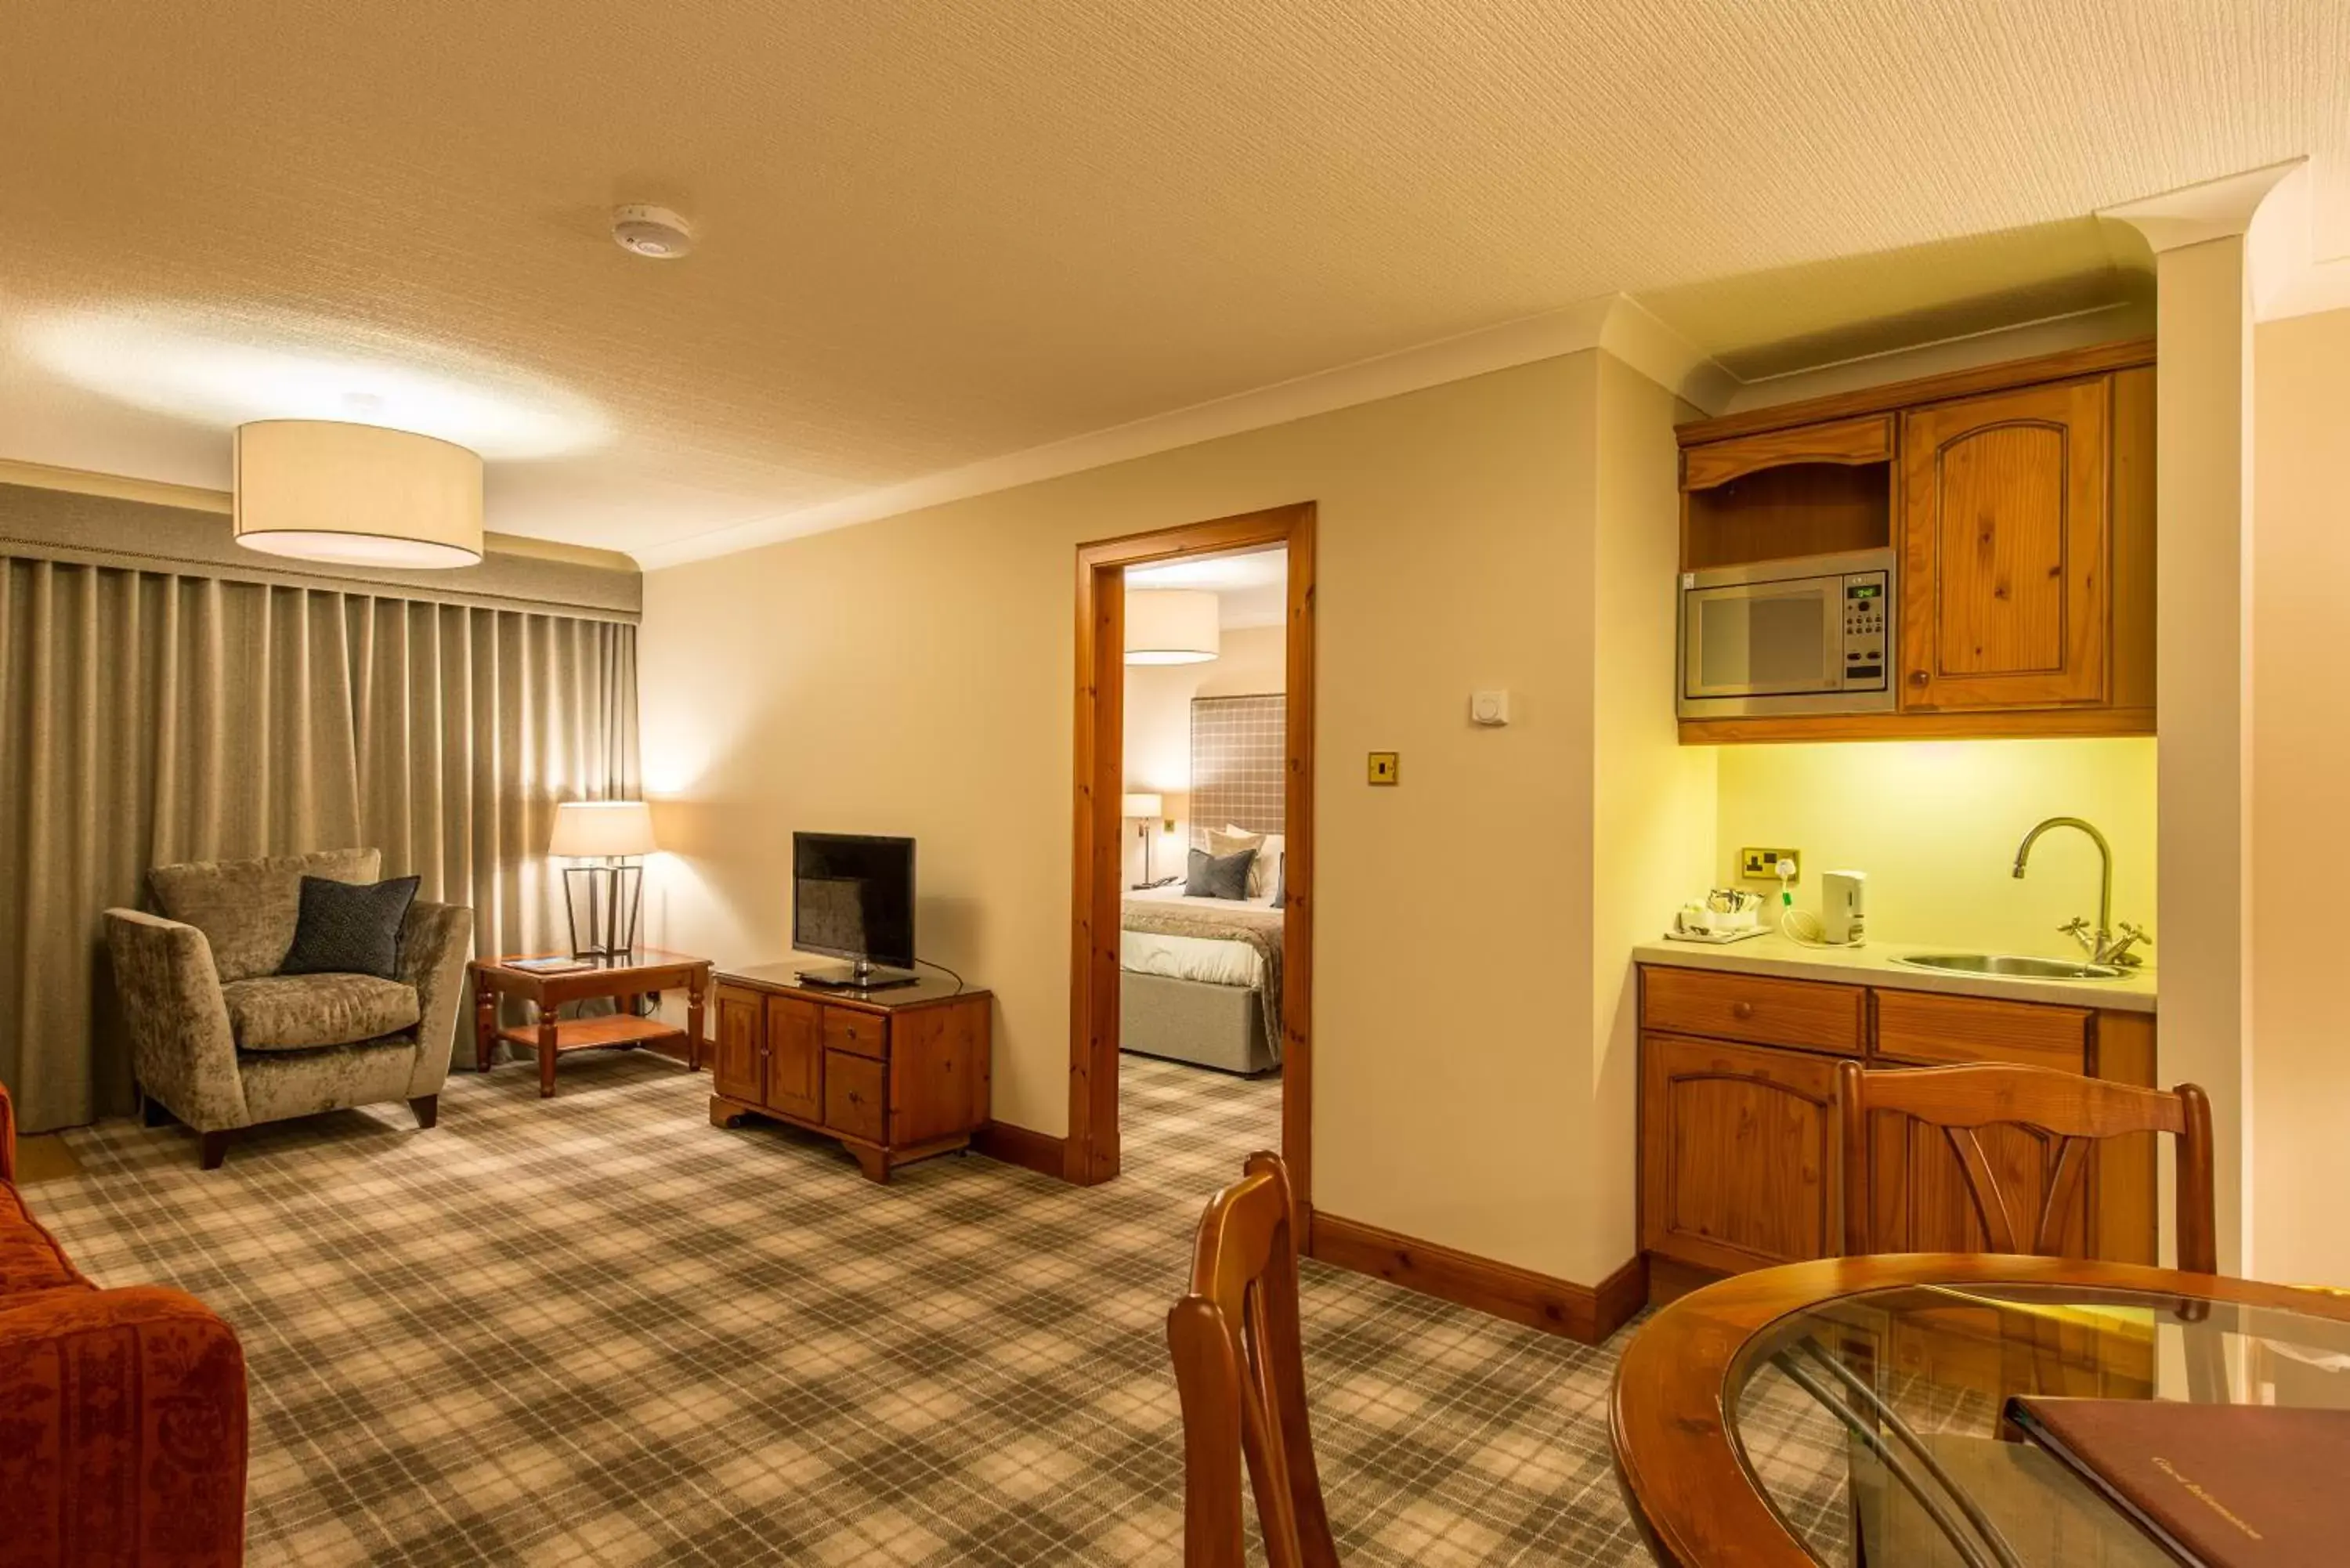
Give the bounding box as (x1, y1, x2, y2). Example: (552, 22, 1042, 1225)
(1610, 1255, 2350, 1567)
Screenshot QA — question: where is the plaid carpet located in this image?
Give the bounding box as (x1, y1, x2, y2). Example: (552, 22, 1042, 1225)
(36, 1050, 1840, 1565)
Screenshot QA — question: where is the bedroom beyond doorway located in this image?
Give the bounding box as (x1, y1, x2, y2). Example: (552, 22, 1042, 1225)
(1068, 504, 1314, 1194)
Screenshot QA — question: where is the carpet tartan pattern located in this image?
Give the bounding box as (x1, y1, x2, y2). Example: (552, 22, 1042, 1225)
(38, 1050, 1846, 1565)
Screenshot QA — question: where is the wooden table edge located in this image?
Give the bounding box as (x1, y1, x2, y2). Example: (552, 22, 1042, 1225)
(1608, 1253, 2350, 1568)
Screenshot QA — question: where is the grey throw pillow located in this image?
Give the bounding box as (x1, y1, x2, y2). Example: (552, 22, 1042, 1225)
(1271, 854, 1286, 910)
(1184, 846, 1256, 901)
(279, 875, 420, 979)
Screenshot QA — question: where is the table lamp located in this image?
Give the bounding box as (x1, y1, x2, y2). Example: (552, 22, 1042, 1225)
(549, 800, 656, 961)
(1123, 793, 1165, 884)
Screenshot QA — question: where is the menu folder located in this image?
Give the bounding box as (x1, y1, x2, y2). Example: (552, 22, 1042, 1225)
(2005, 1396, 2350, 1568)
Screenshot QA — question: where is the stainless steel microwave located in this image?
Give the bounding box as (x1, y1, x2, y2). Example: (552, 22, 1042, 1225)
(1678, 549, 1895, 718)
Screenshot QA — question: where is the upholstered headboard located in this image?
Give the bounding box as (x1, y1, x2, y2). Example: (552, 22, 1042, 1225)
(1188, 693, 1285, 846)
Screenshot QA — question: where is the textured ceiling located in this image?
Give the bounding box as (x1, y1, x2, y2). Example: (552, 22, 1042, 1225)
(0, 1, 2337, 559)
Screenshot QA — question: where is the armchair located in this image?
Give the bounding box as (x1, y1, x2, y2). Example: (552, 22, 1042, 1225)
(103, 849, 474, 1169)
(0, 1079, 249, 1564)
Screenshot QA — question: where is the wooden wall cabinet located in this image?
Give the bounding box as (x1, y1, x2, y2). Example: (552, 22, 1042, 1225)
(1900, 378, 2110, 711)
(1675, 341, 2156, 743)
(1637, 963, 2157, 1302)
(709, 970, 992, 1183)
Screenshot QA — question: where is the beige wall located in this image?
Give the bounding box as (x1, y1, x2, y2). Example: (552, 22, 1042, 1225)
(641, 349, 1688, 1284)
(1120, 621, 1285, 884)
(1713, 739, 2157, 950)
(1589, 356, 1717, 1273)
(2151, 235, 2257, 1274)
(2249, 305, 2350, 1287)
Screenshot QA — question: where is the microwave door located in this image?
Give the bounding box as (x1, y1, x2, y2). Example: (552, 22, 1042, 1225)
(1683, 581, 1842, 699)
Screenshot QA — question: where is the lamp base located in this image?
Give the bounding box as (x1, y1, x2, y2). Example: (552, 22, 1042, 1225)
(562, 862, 644, 962)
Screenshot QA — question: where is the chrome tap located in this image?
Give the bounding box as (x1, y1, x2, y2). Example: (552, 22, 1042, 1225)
(2012, 817, 2149, 966)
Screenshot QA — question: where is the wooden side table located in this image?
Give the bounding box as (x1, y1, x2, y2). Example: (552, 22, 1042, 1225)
(470, 948, 711, 1097)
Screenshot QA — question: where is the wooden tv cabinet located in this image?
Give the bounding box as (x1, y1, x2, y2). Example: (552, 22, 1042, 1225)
(708, 963, 992, 1183)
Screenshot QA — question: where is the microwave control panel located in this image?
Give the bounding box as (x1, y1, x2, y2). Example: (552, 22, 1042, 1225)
(1842, 573, 1889, 688)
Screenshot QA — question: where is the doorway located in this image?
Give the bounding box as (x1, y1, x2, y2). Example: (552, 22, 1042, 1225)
(1067, 503, 1315, 1201)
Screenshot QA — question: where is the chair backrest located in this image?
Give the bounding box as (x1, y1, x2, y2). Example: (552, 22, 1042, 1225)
(1836, 1060, 2216, 1274)
(148, 847, 384, 981)
(1166, 1150, 1341, 1568)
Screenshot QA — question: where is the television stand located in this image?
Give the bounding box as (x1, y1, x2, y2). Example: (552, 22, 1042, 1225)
(710, 963, 992, 1183)
(795, 961, 919, 990)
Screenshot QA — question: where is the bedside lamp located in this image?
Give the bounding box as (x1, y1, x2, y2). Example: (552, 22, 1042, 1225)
(1122, 793, 1165, 885)
(550, 800, 656, 961)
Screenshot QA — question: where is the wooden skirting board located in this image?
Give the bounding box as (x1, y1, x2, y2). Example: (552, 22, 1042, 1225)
(971, 1119, 1068, 1180)
(1307, 1209, 1647, 1345)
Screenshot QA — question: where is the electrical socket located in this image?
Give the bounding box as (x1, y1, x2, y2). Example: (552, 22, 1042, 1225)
(1740, 847, 1801, 882)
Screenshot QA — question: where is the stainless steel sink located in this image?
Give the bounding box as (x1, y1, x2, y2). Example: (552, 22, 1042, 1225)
(1895, 952, 2127, 981)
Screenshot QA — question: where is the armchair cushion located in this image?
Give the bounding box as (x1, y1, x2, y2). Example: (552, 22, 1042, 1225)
(280, 874, 419, 979)
(220, 973, 420, 1053)
(150, 847, 383, 982)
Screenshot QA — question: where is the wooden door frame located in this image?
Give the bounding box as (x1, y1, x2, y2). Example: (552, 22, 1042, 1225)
(1068, 501, 1316, 1198)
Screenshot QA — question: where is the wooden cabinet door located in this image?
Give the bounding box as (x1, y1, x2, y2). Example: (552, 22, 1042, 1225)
(1900, 377, 2111, 710)
(762, 995, 825, 1122)
(1640, 1034, 1842, 1277)
(710, 985, 765, 1104)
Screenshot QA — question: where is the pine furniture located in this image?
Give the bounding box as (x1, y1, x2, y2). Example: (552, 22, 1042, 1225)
(1676, 339, 2156, 743)
(1637, 962, 2160, 1303)
(1610, 1255, 2350, 1568)
(1835, 1059, 2213, 1272)
(469, 948, 710, 1097)
(708, 963, 991, 1183)
(1166, 1150, 1340, 1568)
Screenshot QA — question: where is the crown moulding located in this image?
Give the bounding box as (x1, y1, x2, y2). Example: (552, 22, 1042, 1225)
(631, 293, 1736, 569)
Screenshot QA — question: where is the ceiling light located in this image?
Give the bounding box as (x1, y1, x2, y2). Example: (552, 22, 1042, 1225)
(1126, 589, 1220, 665)
(233, 420, 483, 569)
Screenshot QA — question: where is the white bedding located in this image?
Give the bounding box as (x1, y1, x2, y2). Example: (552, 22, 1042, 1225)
(1120, 886, 1268, 987)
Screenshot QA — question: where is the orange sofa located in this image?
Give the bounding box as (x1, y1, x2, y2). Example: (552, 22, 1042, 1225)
(0, 1082, 248, 1566)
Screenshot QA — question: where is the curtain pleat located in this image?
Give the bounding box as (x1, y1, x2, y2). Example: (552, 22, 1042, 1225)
(0, 556, 638, 1132)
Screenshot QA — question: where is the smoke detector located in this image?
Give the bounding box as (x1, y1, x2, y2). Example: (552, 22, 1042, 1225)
(611, 204, 695, 259)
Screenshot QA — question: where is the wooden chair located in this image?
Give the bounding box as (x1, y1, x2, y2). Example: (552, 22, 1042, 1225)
(1834, 1060, 2216, 1272)
(1166, 1150, 1341, 1568)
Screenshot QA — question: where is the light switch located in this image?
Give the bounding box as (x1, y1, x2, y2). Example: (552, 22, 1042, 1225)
(1368, 751, 1400, 786)
(1470, 690, 1511, 726)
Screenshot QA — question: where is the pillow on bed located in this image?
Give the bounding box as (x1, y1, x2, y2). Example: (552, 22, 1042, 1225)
(1184, 845, 1256, 900)
(1271, 854, 1286, 909)
(1222, 825, 1285, 901)
(1207, 826, 1262, 860)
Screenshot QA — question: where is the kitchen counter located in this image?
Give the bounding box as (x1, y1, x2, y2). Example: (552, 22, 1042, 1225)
(1632, 931, 2157, 1013)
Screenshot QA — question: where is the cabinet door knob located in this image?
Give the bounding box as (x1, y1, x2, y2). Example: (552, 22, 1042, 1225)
(1908, 670, 1929, 686)
(1730, 1001, 1755, 1020)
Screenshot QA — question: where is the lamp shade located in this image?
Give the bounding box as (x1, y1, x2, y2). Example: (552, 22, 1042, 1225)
(548, 800, 656, 858)
(1125, 589, 1220, 664)
(1122, 793, 1163, 819)
(233, 420, 484, 569)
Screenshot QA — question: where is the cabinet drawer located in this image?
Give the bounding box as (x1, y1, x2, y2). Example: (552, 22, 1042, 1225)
(823, 1050, 886, 1142)
(1872, 989, 2088, 1073)
(1641, 966, 1865, 1057)
(822, 1006, 887, 1060)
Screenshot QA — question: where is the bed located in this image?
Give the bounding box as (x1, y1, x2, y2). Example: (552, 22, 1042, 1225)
(1119, 886, 1285, 1075)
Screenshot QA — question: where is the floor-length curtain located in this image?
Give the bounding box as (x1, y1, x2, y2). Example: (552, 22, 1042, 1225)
(0, 555, 638, 1132)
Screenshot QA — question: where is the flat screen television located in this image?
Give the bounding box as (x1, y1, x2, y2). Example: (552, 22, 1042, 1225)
(792, 832, 916, 986)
